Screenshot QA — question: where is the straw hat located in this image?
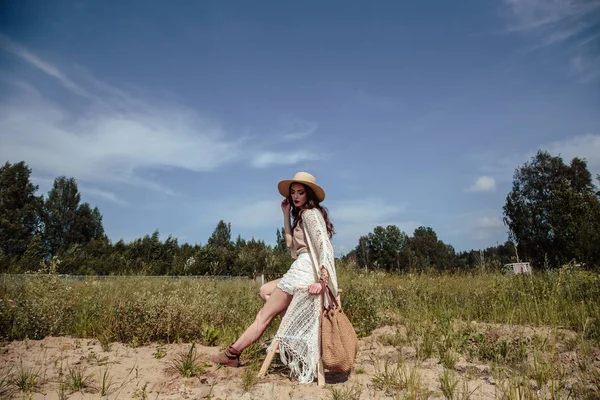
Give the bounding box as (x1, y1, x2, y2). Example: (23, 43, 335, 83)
(278, 171, 326, 202)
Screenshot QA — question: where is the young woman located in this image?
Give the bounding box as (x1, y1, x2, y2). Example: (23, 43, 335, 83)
(212, 171, 338, 384)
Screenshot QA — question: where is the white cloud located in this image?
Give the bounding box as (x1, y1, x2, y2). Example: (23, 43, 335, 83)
(502, 0, 600, 80)
(468, 176, 497, 192)
(332, 199, 405, 223)
(280, 119, 318, 141)
(476, 216, 504, 229)
(0, 94, 244, 193)
(328, 198, 411, 255)
(251, 150, 325, 168)
(0, 34, 96, 99)
(80, 186, 130, 207)
(0, 36, 323, 194)
(480, 133, 600, 181)
(543, 133, 600, 172)
(215, 199, 282, 229)
(504, 0, 600, 32)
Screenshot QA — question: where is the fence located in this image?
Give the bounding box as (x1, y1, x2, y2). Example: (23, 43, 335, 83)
(0, 273, 255, 283)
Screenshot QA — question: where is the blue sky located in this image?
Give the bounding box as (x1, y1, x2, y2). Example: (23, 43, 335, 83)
(1, 0, 599, 254)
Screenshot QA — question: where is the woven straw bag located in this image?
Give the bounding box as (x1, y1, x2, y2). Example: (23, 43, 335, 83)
(320, 286, 358, 373)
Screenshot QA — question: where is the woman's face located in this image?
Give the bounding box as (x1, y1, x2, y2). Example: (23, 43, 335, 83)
(290, 183, 308, 208)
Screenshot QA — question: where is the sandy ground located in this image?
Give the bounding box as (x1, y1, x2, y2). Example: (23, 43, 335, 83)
(0, 324, 597, 399)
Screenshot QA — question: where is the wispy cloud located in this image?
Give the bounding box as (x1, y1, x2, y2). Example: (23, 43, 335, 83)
(328, 198, 411, 255)
(79, 186, 130, 207)
(479, 133, 600, 181)
(543, 133, 600, 171)
(468, 176, 497, 192)
(332, 199, 406, 223)
(502, 0, 600, 80)
(0, 34, 96, 99)
(251, 150, 325, 168)
(0, 36, 322, 194)
(475, 216, 504, 229)
(280, 119, 318, 141)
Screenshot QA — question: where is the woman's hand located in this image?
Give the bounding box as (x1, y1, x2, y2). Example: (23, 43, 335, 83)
(281, 198, 291, 215)
(308, 282, 324, 295)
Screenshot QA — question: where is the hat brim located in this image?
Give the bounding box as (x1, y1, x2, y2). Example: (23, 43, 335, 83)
(278, 180, 326, 202)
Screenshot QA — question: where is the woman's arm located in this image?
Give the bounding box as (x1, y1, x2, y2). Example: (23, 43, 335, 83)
(281, 199, 293, 248)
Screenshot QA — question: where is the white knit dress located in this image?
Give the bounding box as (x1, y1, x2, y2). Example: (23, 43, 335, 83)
(272, 208, 338, 384)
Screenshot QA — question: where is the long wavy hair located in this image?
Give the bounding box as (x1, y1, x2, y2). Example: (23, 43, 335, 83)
(289, 183, 335, 238)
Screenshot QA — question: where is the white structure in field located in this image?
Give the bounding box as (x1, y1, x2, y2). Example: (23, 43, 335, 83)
(504, 262, 531, 274)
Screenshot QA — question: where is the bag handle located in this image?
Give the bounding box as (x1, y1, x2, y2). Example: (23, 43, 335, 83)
(323, 285, 340, 311)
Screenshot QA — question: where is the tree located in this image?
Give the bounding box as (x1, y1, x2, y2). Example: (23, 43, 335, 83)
(44, 176, 106, 258)
(207, 220, 232, 248)
(44, 177, 81, 256)
(354, 225, 407, 271)
(0, 161, 44, 267)
(503, 151, 600, 269)
(275, 228, 288, 254)
(401, 227, 456, 271)
(71, 203, 106, 244)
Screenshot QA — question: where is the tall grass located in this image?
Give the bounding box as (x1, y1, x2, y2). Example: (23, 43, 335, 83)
(1, 262, 599, 346)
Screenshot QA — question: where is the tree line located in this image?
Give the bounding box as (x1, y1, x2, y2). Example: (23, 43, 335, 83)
(1, 150, 599, 275)
(346, 150, 600, 271)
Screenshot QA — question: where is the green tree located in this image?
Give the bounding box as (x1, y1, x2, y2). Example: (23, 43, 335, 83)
(275, 227, 288, 254)
(0, 161, 44, 268)
(44, 176, 106, 258)
(71, 203, 106, 244)
(354, 225, 407, 271)
(503, 151, 600, 269)
(207, 220, 232, 248)
(44, 177, 81, 256)
(402, 227, 456, 271)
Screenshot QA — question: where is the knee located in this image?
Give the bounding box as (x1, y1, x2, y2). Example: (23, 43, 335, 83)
(259, 285, 269, 301)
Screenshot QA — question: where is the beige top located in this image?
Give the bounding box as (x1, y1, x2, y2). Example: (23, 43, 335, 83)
(291, 221, 308, 259)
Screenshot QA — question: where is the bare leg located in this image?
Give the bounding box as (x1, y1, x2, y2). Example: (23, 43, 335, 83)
(259, 279, 287, 318)
(259, 279, 281, 302)
(232, 287, 293, 351)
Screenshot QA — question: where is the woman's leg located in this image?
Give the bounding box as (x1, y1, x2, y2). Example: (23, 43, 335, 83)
(232, 287, 293, 351)
(259, 279, 281, 302)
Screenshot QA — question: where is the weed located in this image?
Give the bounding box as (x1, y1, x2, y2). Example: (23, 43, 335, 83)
(404, 366, 431, 400)
(87, 350, 110, 366)
(241, 364, 259, 392)
(171, 343, 206, 377)
(98, 330, 112, 352)
(13, 360, 40, 393)
(201, 323, 220, 346)
(372, 357, 405, 395)
(67, 365, 91, 392)
(382, 330, 407, 348)
(153, 344, 167, 359)
(0, 367, 13, 398)
(99, 368, 116, 396)
(132, 382, 148, 400)
(328, 383, 363, 400)
(439, 369, 459, 399)
(439, 348, 458, 370)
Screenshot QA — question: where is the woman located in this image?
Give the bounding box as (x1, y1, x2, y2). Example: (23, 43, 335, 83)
(211, 171, 338, 384)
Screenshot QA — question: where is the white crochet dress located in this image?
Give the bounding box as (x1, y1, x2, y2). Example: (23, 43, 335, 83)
(273, 208, 338, 384)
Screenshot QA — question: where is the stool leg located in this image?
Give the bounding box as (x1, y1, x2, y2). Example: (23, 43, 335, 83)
(317, 359, 325, 386)
(258, 338, 280, 378)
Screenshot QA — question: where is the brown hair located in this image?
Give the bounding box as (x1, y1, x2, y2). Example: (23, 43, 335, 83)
(289, 183, 335, 238)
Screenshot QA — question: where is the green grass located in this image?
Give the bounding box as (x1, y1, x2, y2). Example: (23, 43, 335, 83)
(171, 343, 207, 378)
(2, 263, 598, 346)
(0, 262, 599, 398)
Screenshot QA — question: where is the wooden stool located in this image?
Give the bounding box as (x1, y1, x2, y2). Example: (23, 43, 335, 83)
(257, 289, 342, 386)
